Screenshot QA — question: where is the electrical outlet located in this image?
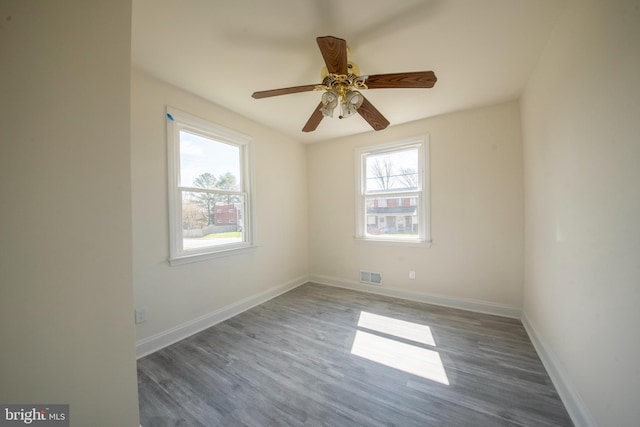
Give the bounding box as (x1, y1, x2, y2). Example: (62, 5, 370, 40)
(135, 306, 148, 324)
(409, 270, 416, 280)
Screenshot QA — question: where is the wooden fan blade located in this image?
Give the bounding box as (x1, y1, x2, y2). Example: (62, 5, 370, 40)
(357, 96, 390, 131)
(252, 84, 318, 99)
(302, 102, 324, 132)
(316, 36, 348, 75)
(364, 71, 437, 89)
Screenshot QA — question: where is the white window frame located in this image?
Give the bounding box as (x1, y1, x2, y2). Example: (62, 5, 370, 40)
(354, 136, 431, 247)
(167, 107, 256, 265)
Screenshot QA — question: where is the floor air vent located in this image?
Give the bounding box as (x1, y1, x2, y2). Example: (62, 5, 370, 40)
(360, 270, 383, 285)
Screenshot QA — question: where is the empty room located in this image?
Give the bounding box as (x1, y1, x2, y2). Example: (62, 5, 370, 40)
(2, 0, 639, 426)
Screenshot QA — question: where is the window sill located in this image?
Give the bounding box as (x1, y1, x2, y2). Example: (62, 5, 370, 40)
(354, 237, 432, 248)
(169, 244, 257, 266)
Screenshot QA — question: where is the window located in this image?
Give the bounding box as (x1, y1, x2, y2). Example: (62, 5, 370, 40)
(355, 136, 430, 246)
(167, 107, 255, 265)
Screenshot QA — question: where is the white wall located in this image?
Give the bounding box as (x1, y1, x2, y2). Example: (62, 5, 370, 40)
(521, 0, 640, 425)
(0, 1, 140, 426)
(131, 70, 308, 347)
(308, 101, 524, 313)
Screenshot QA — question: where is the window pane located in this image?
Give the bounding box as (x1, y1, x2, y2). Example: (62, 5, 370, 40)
(182, 190, 244, 251)
(365, 148, 419, 193)
(365, 195, 419, 237)
(179, 130, 240, 190)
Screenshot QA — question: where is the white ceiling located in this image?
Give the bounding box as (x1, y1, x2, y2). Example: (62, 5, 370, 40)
(132, 0, 563, 144)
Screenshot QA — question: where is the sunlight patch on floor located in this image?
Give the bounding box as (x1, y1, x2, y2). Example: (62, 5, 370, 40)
(357, 311, 436, 346)
(351, 312, 449, 385)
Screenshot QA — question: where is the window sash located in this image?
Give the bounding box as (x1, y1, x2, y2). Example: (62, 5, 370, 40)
(364, 146, 421, 194)
(363, 190, 421, 199)
(179, 185, 245, 196)
(363, 193, 421, 239)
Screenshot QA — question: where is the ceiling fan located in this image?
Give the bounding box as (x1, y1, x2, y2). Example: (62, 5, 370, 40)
(252, 35, 437, 133)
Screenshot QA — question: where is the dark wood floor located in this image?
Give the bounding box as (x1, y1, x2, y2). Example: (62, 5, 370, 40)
(137, 283, 573, 426)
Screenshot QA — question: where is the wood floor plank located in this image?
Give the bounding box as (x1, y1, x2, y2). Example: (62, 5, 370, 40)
(138, 283, 573, 426)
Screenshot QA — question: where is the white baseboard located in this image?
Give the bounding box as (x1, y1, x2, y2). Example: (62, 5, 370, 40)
(135, 275, 308, 359)
(521, 311, 597, 427)
(308, 274, 522, 319)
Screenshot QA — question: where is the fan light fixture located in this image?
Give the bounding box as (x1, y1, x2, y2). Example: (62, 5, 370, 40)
(320, 88, 364, 119)
(320, 90, 339, 117)
(341, 90, 364, 118)
(316, 61, 368, 120)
